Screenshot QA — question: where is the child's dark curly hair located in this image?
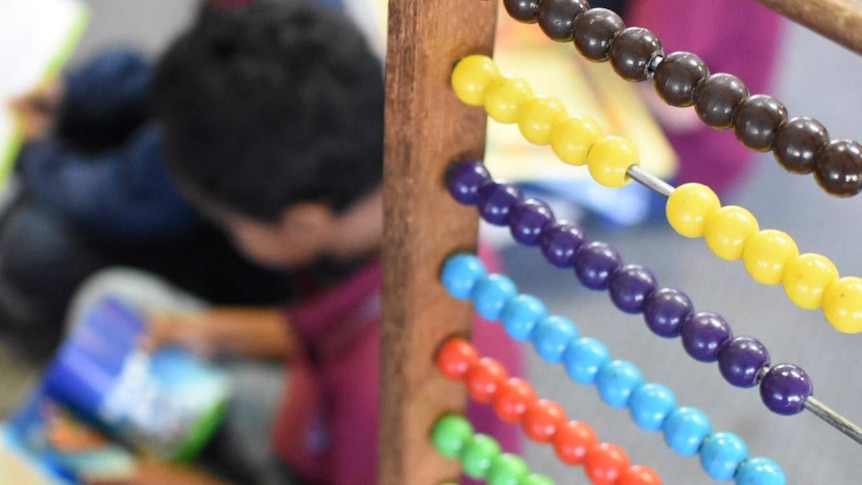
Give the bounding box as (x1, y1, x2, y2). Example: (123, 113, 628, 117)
(152, 1, 384, 222)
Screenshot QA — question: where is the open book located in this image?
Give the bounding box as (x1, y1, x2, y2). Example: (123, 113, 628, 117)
(0, 0, 88, 187)
(2, 298, 230, 484)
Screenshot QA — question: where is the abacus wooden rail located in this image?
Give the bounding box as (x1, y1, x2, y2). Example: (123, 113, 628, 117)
(752, 0, 862, 56)
(379, 0, 497, 484)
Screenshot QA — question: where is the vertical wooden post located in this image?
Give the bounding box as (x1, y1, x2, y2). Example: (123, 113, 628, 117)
(379, 0, 497, 484)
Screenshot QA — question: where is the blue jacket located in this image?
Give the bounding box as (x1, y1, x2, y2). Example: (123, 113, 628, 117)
(19, 49, 199, 241)
(20, 0, 351, 241)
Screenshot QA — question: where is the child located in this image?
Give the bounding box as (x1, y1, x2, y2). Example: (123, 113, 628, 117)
(83, 2, 521, 484)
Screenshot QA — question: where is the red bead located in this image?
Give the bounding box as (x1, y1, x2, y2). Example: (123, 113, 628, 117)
(584, 443, 630, 485)
(521, 399, 567, 443)
(618, 465, 662, 485)
(553, 420, 598, 465)
(435, 338, 478, 381)
(465, 357, 508, 403)
(492, 377, 537, 423)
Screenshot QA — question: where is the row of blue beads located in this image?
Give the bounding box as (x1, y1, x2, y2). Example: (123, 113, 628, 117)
(445, 159, 814, 418)
(440, 252, 785, 485)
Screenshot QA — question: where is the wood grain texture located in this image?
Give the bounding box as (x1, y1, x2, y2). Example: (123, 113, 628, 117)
(379, 0, 497, 484)
(752, 0, 862, 55)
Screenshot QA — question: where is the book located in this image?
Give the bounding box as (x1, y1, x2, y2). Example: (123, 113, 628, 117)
(0, 0, 88, 187)
(3, 297, 230, 484)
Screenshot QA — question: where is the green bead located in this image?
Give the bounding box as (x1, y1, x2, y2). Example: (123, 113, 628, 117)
(460, 434, 502, 479)
(486, 454, 529, 485)
(520, 473, 555, 485)
(431, 414, 474, 458)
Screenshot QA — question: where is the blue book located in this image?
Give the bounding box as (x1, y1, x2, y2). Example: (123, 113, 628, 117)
(4, 297, 230, 483)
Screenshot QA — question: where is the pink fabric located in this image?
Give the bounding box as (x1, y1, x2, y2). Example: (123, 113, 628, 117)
(629, 0, 785, 195)
(272, 246, 523, 485)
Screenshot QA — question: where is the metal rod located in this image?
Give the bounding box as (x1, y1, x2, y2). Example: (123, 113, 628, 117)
(803, 397, 862, 446)
(626, 165, 675, 197)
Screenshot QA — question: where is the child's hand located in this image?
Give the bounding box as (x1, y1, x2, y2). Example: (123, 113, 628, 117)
(139, 312, 215, 357)
(9, 79, 63, 141)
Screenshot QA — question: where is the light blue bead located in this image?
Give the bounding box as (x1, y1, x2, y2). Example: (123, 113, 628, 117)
(441, 254, 487, 300)
(735, 457, 786, 485)
(628, 383, 677, 432)
(531, 315, 579, 363)
(472, 274, 518, 320)
(700, 432, 749, 481)
(500, 294, 547, 342)
(563, 337, 610, 386)
(662, 407, 712, 456)
(595, 360, 644, 408)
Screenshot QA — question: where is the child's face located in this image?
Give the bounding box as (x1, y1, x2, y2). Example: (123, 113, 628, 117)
(217, 207, 331, 269)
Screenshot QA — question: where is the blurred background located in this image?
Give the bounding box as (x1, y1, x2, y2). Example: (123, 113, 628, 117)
(1, 0, 861, 483)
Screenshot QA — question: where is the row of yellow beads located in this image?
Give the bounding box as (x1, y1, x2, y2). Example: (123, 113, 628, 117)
(451, 54, 637, 188)
(450, 54, 862, 334)
(666, 184, 862, 333)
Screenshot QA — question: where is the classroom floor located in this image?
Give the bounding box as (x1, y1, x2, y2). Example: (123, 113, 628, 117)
(3, 1, 862, 483)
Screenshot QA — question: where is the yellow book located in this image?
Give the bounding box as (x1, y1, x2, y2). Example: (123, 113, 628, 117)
(0, 0, 88, 187)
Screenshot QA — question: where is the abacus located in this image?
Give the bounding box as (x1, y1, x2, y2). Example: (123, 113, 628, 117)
(378, 0, 862, 484)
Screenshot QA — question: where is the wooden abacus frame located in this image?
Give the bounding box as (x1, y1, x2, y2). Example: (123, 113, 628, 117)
(378, 0, 862, 484)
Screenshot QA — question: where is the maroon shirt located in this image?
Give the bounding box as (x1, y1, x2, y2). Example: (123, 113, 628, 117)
(272, 250, 523, 484)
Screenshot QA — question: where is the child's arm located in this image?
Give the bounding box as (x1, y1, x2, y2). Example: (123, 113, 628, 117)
(142, 307, 298, 361)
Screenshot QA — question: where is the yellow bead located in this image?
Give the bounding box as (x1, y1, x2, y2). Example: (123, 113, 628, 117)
(665, 183, 721, 238)
(782, 253, 839, 310)
(516, 96, 568, 145)
(451, 55, 500, 106)
(585, 136, 638, 188)
(549, 115, 603, 166)
(822, 277, 862, 333)
(742, 229, 799, 285)
(703, 206, 759, 261)
(483, 76, 533, 124)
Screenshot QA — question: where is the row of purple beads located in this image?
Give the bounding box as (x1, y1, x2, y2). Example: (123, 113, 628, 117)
(446, 159, 814, 416)
(502, 0, 862, 197)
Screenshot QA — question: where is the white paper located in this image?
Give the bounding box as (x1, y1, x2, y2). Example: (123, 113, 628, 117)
(0, 0, 86, 165)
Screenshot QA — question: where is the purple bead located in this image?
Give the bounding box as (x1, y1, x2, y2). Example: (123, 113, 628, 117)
(642, 288, 692, 338)
(574, 241, 622, 290)
(539, 222, 585, 268)
(717, 336, 770, 388)
(446, 161, 491, 205)
(759, 363, 813, 415)
(680, 312, 732, 363)
(607, 264, 657, 314)
(509, 198, 555, 246)
(477, 182, 523, 226)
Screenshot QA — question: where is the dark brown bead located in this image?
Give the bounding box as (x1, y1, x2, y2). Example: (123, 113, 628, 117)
(538, 0, 590, 42)
(814, 140, 862, 197)
(693, 73, 749, 129)
(772, 117, 829, 174)
(573, 8, 625, 62)
(608, 27, 663, 82)
(732, 95, 788, 151)
(653, 51, 709, 107)
(503, 0, 541, 23)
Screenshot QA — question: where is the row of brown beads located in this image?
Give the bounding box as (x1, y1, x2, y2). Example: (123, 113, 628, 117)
(502, 0, 862, 197)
